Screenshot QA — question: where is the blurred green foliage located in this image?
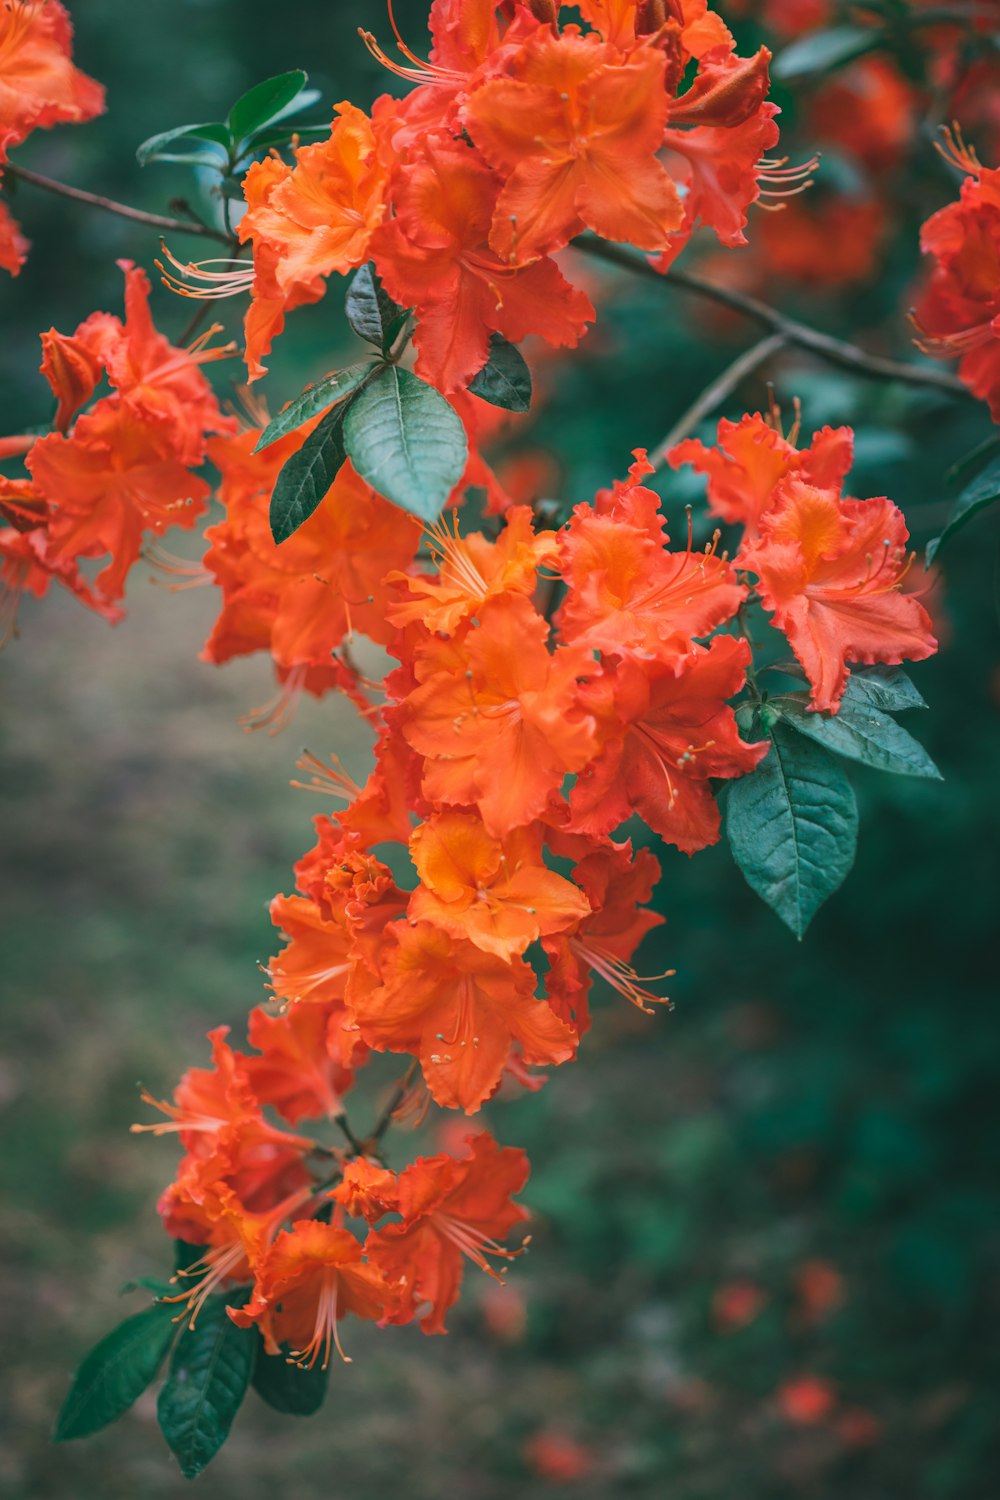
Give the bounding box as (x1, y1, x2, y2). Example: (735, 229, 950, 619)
(1, 2, 999, 1496)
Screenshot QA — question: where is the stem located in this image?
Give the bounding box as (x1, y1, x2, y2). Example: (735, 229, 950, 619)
(367, 1061, 419, 1151)
(574, 236, 971, 398)
(649, 333, 786, 467)
(4, 163, 234, 245)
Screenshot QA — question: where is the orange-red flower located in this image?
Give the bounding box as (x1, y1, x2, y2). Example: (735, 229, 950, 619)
(0, 0, 104, 159)
(408, 811, 590, 959)
(243, 1002, 357, 1125)
(738, 479, 937, 712)
(347, 919, 576, 1113)
(233, 1221, 394, 1365)
(0, 188, 27, 275)
(400, 593, 598, 835)
(366, 1132, 529, 1333)
(463, 28, 683, 261)
(570, 636, 767, 852)
(239, 103, 389, 379)
(659, 98, 780, 265)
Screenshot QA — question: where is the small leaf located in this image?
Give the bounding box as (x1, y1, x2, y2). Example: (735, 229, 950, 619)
(344, 366, 468, 523)
(841, 664, 926, 713)
(157, 1295, 256, 1480)
(269, 404, 348, 544)
(345, 263, 404, 350)
(137, 122, 232, 167)
(725, 723, 858, 939)
(927, 453, 1000, 565)
(252, 1344, 329, 1416)
(772, 24, 878, 80)
(55, 1304, 178, 1441)
(468, 335, 532, 412)
(254, 364, 372, 452)
(773, 694, 941, 779)
(227, 71, 309, 145)
(237, 122, 331, 159)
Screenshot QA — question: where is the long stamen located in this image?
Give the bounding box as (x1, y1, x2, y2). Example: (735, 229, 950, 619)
(289, 749, 364, 799)
(571, 937, 674, 1015)
(936, 122, 982, 178)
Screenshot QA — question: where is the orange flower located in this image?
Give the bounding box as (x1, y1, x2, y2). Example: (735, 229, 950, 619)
(330, 1159, 400, 1223)
(0, 0, 104, 159)
(239, 103, 389, 379)
(366, 1132, 529, 1333)
(347, 920, 576, 1113)
(27, 398, 210, 604)
(669, 412, 854, 535)
(570, 637, 767, 852)
(373, 139, 593, 392)
(243, 1002, 357, 1126)
(39, 327, 104, 431)
(0, 475, 119, 637)
(659, 98, 780, 261)
(400, 594, 598, 835)
(738, 479, 937, 712)
(557, 453, 745, 657)
(387, 504, 559, 635)
(408, 811, 590, 960)
(463, 28, 683, 261)
(233, 1221, 394, 1366)
(267, 894, 356, 1008)
(0, 189, 27, 275)
(202, 435, 420, 671)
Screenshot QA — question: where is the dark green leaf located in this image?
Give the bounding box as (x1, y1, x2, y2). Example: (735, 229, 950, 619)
(343, 366, 468, 523)
(137, 122, 232, 167)
(254, 364, 372, 452)
(468, 335, 532, 412)
(345, 263, 404, 350)
(773, 693, 941, 779)
(252, 1345, 329, 1416)
(55, 1303, 178, 1441)
(772, 25, 878, 80)
(724, 723, 858, 939)
(269, 405, 347, 544)
(175, 1240, 208, 1275)
(927, 453, 1000, 565)
(237, 122, 331, 159)
(157, 1294, 256, 1480)
(119, 1275, 175, 1298)
(227, 71, 309, 145)
(841, 664, 927, 713)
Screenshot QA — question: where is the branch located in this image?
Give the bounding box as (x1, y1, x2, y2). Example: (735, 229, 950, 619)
(649, 332, 786, 466)
(4, 163, 234, 245)
(575, 236, 971, 399)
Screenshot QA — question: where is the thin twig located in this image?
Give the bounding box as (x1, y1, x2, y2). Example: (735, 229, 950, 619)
(574, 237, 971, 398)
(368, 1061, 419, 1150)
(4, 162, 234, 244)
(649, 332, 786, 466)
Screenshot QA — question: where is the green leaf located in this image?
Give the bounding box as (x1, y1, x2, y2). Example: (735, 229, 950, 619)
(237, 122, 331, 159)
(227, 71, 309, 145)
(841, 664, 926, 713)
(55, 1303, 178, 1441)
(773, 693, 942, 780)
(724, 723, 858, 939)
(157, 1295, 256, 1480)
(137, 122, 232, 167)
(772, 25, 878, 80)
(269, 404, 348, 544)
(175, 1240, 208, 1274)
(344, 366, 468, 523)
(345, 263, 404, 351)
(119, 1275, 175, 1298)
(252, 1345, 329, 1416)
(468, 335, 532, 412)
(927, 453, 1000, 565)
(254, 364, 372, 452)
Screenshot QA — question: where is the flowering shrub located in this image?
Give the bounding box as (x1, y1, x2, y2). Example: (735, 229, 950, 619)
(1, 0, 997, 1482)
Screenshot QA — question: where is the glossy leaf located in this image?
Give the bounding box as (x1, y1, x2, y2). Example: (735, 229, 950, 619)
(841, 665, 927, 714)
(773, 694, 942, 779)
(157, 1294, 256, 1480)
(725, 723, 858, 939)
(269, 405, 347, 544)
(55, 1303, 178, 1441)
(343, 366, 468, 523)
(254, 364, 372, 453)
(468, 335, 532, 413)
(926, 454, 1000, 565)
(227, 71, 309, 145)
(137, 122, 232, 167)
(772, 25, 878, 81)
(252, 1344, 329, 1416)
(345, 263, 404, 350)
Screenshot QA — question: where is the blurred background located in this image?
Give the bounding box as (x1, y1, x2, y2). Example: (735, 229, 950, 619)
(2, 2, 999, 1496)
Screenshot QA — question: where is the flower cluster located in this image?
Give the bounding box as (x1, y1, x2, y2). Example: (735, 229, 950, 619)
(232, 0, 780, 389)
(1, 263, 233, 639)
(0, 0, 104, 275)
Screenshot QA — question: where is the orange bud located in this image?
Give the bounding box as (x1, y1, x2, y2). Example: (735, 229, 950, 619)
(669, 48, 772, 129)
(39, 329, 103, 432)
